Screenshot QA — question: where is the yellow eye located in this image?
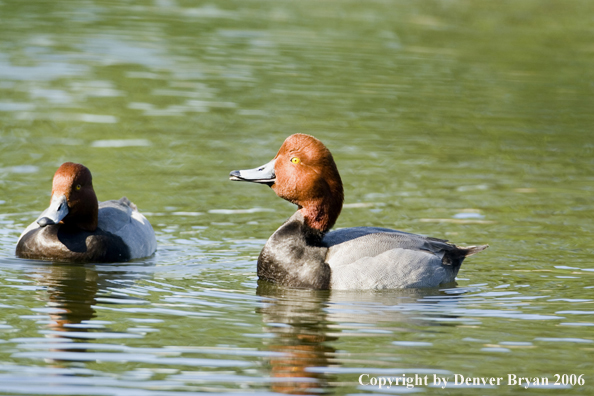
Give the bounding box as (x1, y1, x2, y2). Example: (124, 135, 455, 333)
(291, 157, 300, 164)
(76, 184, 81, 190)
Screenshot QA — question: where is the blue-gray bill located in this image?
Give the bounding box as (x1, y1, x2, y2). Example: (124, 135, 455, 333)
(229, 158, 276, 185)
(37, 194, 69, 227)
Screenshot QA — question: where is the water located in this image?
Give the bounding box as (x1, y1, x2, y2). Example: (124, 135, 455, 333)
(1, 0, 593, 394)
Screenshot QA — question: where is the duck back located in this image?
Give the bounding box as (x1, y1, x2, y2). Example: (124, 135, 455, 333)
(97, 198, 156, 259)
(323, 228, 486, 290)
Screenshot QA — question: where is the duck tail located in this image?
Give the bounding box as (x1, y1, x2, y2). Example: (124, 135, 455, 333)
(460, 244, 489, 257)
(119, 196, 138, 211)
(441, 243, 488, 278)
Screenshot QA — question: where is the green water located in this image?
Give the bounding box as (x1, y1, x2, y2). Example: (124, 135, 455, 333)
(1, 0, 593, 395)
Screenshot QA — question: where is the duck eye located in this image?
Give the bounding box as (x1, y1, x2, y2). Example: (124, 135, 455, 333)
(76, 184, 81, 190)
(291, 157, 300, 164)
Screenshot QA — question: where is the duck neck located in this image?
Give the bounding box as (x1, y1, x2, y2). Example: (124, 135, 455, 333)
(299, 194, 343, 236)
(72, 206, 98, 232)
(65, 197, 99, 232)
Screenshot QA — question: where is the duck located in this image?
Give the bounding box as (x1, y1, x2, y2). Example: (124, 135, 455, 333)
(16, 162, 156, 262)
(229, 134, 488, 290)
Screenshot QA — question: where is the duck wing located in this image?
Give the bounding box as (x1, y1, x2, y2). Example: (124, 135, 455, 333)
(323, 227, 487, 290)
(98, 197, 156, 259)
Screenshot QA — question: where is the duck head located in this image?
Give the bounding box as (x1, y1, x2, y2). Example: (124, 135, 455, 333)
(37, 162, 98, 231)
(230, 134, 344, 233)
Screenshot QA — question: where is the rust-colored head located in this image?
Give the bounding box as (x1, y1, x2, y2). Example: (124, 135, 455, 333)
(48, 162, 98, 231)
(272, 134, 344, 232)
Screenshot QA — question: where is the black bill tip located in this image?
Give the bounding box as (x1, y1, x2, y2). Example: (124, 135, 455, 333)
(229, 170, 242, 181)
(37, 217, 56, 227)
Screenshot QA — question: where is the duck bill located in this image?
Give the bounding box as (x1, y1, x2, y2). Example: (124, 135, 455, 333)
(229, 158, 276, 185)
(37, 194, 69, 227)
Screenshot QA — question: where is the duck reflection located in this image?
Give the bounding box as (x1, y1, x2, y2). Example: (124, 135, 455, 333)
(257, 281, 337, 394)
(39, 264, 99, 336)
(28, 263, 150, 353)
(257, 282, 461, 394)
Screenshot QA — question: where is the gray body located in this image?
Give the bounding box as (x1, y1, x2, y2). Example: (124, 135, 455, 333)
(325, 227, 458, 289)
(17, 198, 156, 262)
(257, 211, 486, 290)
(96, 198, 156, 259)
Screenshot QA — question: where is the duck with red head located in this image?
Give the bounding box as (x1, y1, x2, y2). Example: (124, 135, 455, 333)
(16, 162, 156, 262)
(230, 134, 488, 290)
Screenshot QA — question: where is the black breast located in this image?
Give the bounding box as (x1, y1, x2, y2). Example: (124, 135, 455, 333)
(16, 225, 130, 263)
(257, 212, 331, 289)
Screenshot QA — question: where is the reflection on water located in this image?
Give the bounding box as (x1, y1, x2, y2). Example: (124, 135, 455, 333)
(256, 283, 474, 394)
(31, 265, 152, 349)
(257, 283, 336, 394)
(15, 264, 152, 364)
(35, 265, 99, 351)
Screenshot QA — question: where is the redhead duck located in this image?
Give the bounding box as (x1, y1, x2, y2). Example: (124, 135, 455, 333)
(230, 134, 488, 290)
(16, 162, 156, 262)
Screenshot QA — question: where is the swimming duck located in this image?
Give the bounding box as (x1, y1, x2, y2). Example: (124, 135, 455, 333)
(16, 162, 156, 262)
(230, 134, 487, 290)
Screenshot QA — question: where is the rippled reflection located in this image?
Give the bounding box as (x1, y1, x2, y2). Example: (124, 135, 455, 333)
(36, 265, 98, 346)
(26, 264, 150, 359)
(257, 283, 336, 394)
(255, 283, 466, 394)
